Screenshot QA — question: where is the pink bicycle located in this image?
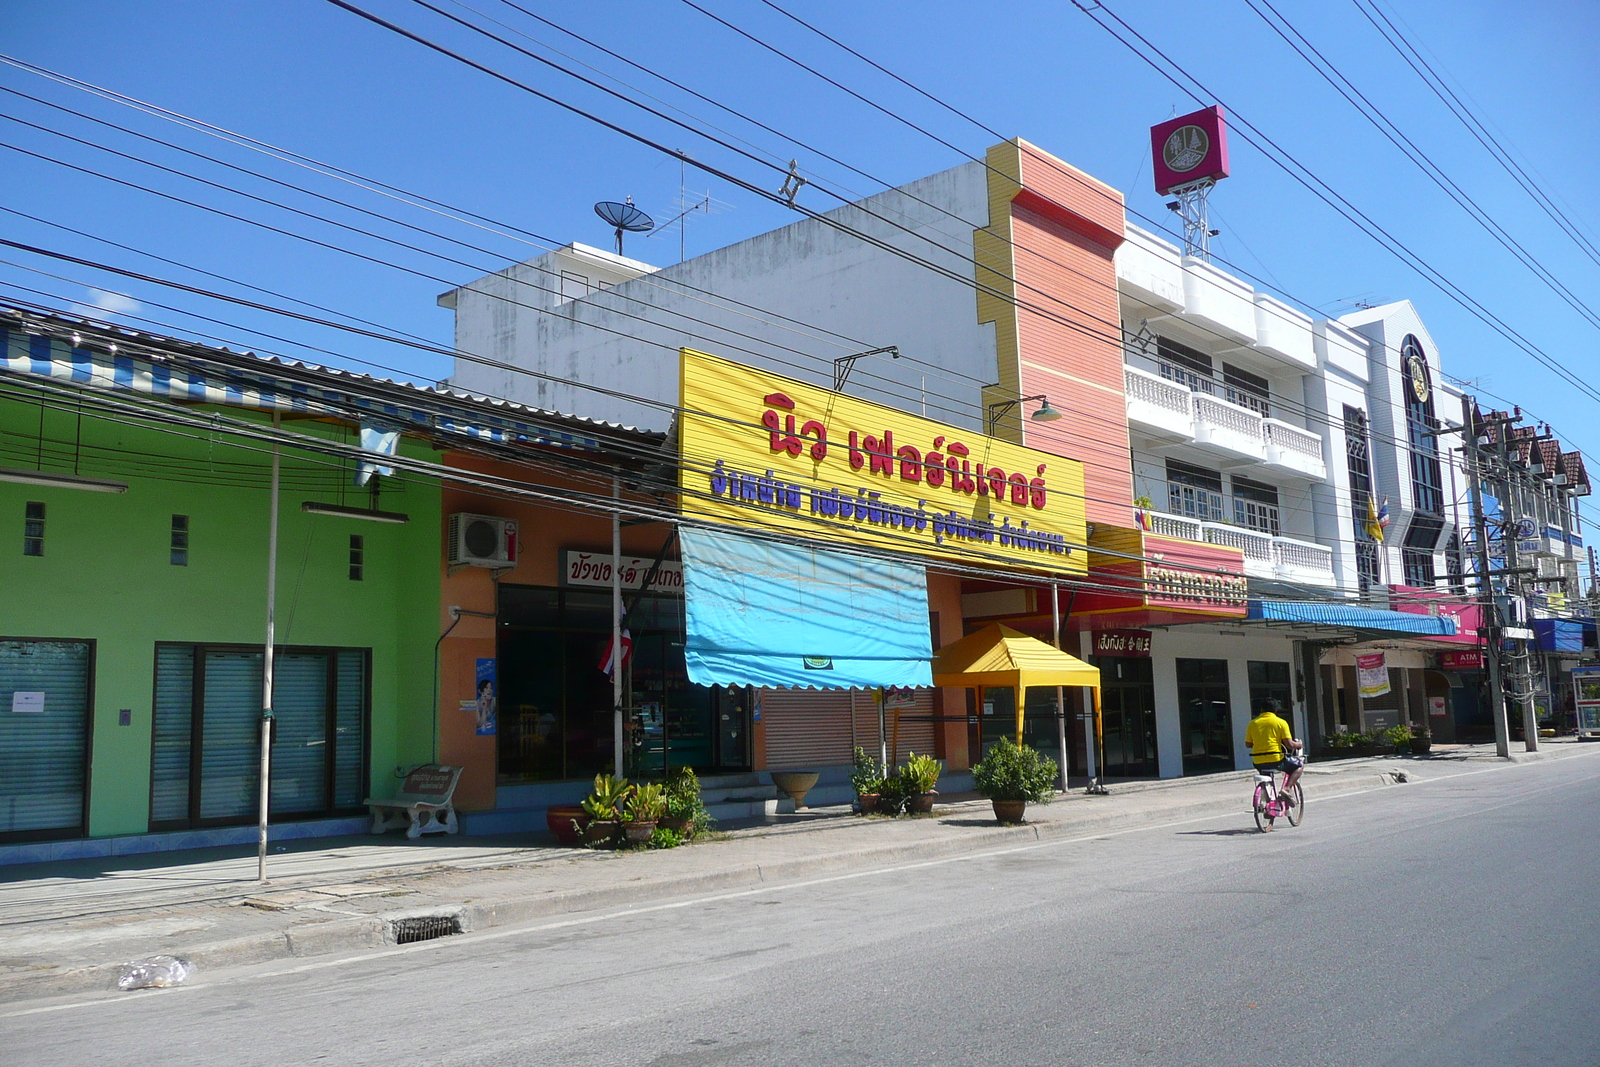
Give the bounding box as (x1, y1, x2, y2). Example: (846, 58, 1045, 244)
(1251, 762, 1304, 832)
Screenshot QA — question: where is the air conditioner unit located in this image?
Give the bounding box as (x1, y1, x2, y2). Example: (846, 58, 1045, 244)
(448, 513, 518, 568)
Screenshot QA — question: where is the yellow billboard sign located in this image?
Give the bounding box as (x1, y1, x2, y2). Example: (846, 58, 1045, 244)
(678, 349, 1087, 574)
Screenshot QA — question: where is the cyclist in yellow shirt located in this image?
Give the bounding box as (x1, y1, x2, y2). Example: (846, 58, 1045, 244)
(1245, 699, 1303, 801)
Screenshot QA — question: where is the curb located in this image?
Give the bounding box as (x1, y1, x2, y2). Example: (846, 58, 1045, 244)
(0, 769, 1401, 1005)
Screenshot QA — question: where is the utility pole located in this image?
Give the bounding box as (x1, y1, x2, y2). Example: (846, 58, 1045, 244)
(1495, 414, 1539, 753)
(1462, 394, 1510, 758)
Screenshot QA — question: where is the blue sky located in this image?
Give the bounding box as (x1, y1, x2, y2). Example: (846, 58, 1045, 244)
(4, 0, 1599, 454)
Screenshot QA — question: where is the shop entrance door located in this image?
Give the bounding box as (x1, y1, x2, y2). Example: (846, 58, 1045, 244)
(1097, 657, 1157, 777)
(1177, 658, 1234, 775)
(713, 686, 751, 773)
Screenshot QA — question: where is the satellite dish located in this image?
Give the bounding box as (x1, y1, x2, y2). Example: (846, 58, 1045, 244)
(594, 197, 654, 256)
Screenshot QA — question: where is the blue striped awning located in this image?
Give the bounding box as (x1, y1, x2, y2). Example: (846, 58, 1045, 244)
(0, 326, 601, 450)
(1246, 600, 1458, 636)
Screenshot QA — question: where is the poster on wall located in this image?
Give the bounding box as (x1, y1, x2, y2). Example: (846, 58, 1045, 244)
(1356, 653, 1390, 699)
(474, 658, 497, 736)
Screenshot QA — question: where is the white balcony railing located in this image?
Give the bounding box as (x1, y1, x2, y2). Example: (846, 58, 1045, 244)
(1193, 393, 1263, 440)
(1263, 419, 1323, 463)
(1125, 363, 1193, 415)
(1124, 364, 1327, 478)
(1144, 510, 1336, 586)
(1273, 537, 1334, 575)
(1147, 511, 1202, 541)
(1202, 522, 1273, 562)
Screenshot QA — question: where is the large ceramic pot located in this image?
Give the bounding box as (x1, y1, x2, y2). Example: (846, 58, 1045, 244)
(877, 794, 904, 816)
(660, 815, 690, 835)
(1409, 736, 1432, 755)
(770, 771, 820, 809)
(546, 805, 589, 846)
(855, 793, 880, 815)
(991, 799, 1027, 824)
(905, 793, 935, 814)
(623, 820, 657, 845)
(585, 820, 619, 847)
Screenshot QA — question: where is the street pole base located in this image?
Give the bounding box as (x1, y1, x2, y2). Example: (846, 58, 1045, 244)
(1086, 780, 1110, 796)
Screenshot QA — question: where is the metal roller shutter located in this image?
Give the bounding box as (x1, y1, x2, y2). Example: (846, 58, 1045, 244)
(270, 652, 329, 815)
(0, 639, 91, 837)
(761, 688, 853, 770)
(198, 650, 264, 821)
(851, 689, 938, 766)
(150, 645, 194, 825)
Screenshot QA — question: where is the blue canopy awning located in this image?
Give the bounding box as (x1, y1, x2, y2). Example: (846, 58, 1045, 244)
(679, 527, 933, 690)
(1246, 600, 1458, 636)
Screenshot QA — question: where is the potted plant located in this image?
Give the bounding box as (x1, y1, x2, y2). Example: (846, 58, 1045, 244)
(898, 752, 942, 814)
(661, 766, 710, 836)
(1384, 723, 1413, 755)
(850, 746, 884, 815)
(877, 775, 906, 815)
(1409, 727, 1433, 755)
(581, 773, 632, 847)
(1319, 732, 1356, 759)
(972, 737, 1058, 824)
(622, 782, 666, 845)
(546, 802, 590, 845)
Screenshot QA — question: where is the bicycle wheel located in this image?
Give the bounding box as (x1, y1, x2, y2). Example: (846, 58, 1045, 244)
(1284, 782, 1304, 826)
(1252, 784, 1274, 832)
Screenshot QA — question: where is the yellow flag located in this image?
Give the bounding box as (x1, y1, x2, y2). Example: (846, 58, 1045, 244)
(1365, 494, 1384, 543)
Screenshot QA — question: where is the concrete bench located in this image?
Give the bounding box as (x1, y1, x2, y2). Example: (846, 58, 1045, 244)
(365, 765, 463, 839)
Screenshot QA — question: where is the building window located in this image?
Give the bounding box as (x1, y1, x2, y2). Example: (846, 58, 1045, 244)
(1156, 337, 1215, 393)
(1444, 531, 1465, 594)
(23, 501, 44, 557)
(1166, 459, 1224, 522)
(1223, 363, 1271, 418)
(170, 515, 189, 566)
(1403, 334, 1445, 517)
(1402, 515, 1444, 587)
(1231, 476, 1281, 536)
(348, 535, 364, 581)
(1344, 406, 1381, 593)
(559, 271, 589, 302)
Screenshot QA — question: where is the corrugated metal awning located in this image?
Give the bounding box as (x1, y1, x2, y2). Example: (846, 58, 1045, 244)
(1246, 600, 1457, 636)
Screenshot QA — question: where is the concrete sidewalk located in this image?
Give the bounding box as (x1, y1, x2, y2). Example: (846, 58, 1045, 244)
(4, 740, 1593, 1004)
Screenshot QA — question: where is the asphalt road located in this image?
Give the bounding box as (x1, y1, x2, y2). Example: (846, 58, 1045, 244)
(7, 752, 1598, 1067)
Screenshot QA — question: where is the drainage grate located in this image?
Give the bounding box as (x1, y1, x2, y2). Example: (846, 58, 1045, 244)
(390, 914, 462, 944)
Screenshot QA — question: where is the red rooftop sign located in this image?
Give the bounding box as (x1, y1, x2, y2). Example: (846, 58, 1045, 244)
(1151, 106, 1231, 196)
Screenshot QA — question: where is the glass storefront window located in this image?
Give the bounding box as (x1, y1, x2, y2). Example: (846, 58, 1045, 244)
(496, 584, 749, 783)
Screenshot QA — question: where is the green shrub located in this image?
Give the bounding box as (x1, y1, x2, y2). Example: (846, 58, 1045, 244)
(850, 746, 884, 795)
(1384, 723, 1413, 748)
(897, 752, 942, 795)
(581, 773, 633, 821)
(663, 766, 713, 835)
(647, 827, 681, 849)
(625, 782, 666, 823)
(972, 738, 1058, 804)
(1323, 731, 1355, 749)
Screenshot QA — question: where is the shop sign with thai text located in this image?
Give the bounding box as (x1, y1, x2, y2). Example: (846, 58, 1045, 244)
(1092, 629, 1152, 657)
(678, 349, 1088, 573)
(1356, 652, 1390, 698)
(561, 550, 684, 593)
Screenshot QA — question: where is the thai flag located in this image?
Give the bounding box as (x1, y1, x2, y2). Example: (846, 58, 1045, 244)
(1377, 499, 1391, 532)
(600, 629, 632, 677)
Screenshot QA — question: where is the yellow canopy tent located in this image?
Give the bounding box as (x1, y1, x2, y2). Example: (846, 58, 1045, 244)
(932, 623, 1102, 746)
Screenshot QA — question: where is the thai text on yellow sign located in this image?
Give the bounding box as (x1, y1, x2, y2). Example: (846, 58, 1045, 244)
(678, 349, 1087, 574)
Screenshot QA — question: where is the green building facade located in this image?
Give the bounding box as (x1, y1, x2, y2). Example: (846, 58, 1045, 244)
(1, 318, 441, 855)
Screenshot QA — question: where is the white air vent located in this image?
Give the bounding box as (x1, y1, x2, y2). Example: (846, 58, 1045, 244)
(448, 513, 518, 568)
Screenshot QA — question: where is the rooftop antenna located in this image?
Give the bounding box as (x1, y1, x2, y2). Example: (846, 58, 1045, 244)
(594, 197, 654, 257)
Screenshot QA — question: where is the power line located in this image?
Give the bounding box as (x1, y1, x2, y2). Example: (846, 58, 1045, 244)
(1070, 1, 1600, 413)
(1350, 0, 1600, 271)
(1243, 0, 1600, 335)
